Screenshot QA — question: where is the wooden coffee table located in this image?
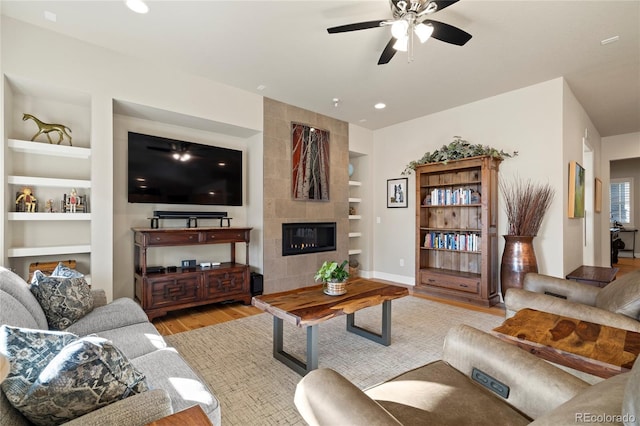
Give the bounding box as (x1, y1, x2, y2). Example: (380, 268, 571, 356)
(252, 278, 408, 375)
(492, 308, 640, 378)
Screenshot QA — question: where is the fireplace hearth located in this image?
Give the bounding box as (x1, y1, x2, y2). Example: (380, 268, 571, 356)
(282, 222, 336, 256)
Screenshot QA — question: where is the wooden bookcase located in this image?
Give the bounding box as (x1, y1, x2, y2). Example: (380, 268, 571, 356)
(415, 156, 501, 306)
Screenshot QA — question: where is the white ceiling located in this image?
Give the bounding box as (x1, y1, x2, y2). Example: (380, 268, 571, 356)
(2, 1, 639, 137)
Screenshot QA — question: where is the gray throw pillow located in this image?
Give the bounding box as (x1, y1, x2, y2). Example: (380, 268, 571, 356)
(51, 262, 84, 279)
(30, 271, 94, 330)
(0, 325, 79, 391)
(1, 328, 148, 426)
(595, 270, 640, 319)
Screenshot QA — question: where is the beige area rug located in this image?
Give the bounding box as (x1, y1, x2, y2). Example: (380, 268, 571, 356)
(165, 296, 504, 426)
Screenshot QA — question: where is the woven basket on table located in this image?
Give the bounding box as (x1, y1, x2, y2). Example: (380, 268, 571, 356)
(323, 280, 347, 296)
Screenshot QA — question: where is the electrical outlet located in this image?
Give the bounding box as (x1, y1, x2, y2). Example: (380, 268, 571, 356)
(399, 258, 404, 267)
(376, 217, 381, 224)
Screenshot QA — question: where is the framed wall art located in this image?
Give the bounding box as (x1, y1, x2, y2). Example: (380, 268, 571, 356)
(568, 161, 586, 218)
(594, 177, 602, 213)
(291, 123, 330, 201)
(387, 178, 408, 208)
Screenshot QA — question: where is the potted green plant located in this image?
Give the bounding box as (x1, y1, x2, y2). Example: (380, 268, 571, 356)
(315, 260, 349, 296)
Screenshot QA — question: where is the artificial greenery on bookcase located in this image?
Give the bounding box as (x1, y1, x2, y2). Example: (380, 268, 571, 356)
(402, 136, 517, 175)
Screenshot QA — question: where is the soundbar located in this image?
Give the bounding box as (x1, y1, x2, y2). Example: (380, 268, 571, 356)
(154, 211, 228, 218)
(150, 211, 232, 228)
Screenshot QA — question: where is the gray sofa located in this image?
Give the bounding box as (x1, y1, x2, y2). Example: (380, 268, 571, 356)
(295, 324, 639, 425)
(504, 270, 640, 332)
(0, 266, 220, 425)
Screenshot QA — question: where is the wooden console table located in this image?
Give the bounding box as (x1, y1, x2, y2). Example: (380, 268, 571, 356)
(492, 308, 639, 378)
(133, 227, 252, 320)
(565, 265, 619, 288)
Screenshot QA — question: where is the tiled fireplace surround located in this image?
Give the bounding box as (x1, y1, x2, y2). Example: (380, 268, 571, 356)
(263, 98, 349, 293)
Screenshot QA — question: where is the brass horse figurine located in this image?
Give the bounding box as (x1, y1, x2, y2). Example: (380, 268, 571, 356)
(22, 113, 73, 146)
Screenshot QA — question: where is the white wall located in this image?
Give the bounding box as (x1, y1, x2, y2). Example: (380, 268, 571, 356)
(561, 80, 602, 271)
(2, 17, 263, 299)
(372, 79, 567, 285)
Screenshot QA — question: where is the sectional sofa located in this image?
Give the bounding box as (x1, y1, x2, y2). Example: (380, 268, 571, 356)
(0, 266, 220, 425)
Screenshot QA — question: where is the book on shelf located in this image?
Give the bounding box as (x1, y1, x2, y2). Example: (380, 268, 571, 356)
(426, 188, 481, 206)
(424, 232, 481, 252)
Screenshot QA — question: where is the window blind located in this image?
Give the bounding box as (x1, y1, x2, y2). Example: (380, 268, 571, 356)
(610, 180, 631, 223)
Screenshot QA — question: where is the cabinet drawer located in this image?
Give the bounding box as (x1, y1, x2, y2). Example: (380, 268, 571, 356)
(420, 271, 479, 294)
(203, 229, 248, 243)
(203, 267, 248, 299)
(146, 232, 200, 246)
(147, 274, 201, 308)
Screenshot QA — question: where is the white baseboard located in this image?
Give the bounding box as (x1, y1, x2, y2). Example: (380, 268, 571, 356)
(372, 271, 415, 286)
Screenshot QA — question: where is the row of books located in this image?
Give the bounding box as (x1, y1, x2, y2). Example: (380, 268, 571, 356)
(423, 188, 481, 206)
(424, 232, 481, 252)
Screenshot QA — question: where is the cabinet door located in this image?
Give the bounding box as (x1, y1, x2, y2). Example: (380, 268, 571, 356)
(147, 273, 201, 308)
(203, 267, 248, 300)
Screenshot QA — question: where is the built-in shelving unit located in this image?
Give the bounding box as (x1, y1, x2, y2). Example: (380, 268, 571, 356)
(414, 156, 501, 307)
(3, 77, 92, 278)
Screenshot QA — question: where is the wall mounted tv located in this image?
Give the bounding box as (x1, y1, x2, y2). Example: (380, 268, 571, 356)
(128, 132, 243, 206)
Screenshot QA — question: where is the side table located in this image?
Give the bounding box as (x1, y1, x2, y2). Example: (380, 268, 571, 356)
(566, 265, 619, 288)
(146, 405, 213, 426)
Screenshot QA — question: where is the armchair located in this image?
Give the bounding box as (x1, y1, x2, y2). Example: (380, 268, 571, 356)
(294, 324, 636, 425)
(504, 270, 640, 332)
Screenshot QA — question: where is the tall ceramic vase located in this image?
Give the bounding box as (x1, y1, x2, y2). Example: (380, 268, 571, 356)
(500, 235, 538, 299)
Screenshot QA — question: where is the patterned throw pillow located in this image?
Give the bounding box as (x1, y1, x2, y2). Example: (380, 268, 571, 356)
(51, 262, 84, 279)
(1, 327, 148, 426)
(30, 271, 94, 330)
(0, 325, 79, 393)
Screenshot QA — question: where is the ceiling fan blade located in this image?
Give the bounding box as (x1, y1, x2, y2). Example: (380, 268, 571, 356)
(378, 38, 398, 65)
(327, 20, 385, 34)
(423, 19, 472, 46)
(429, 0, 460, 13)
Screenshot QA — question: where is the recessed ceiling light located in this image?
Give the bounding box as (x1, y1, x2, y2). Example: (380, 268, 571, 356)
(374, 103, 386, 109)
(125, 0, 149, 14)
(44, 11, 57, 22)
(601, 35, 620, 45)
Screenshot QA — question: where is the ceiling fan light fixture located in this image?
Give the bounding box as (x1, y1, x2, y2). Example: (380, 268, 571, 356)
(125, 0, 149, 14)
(393, 36, 408, 52)
(391, 20, 409, 39)
(414, 22, 433, 43)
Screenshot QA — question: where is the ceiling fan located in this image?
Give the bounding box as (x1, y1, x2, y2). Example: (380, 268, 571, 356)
(327, 0, 472, 65)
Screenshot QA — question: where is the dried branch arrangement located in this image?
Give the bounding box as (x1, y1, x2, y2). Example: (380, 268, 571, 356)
(500, 176, 555, 236)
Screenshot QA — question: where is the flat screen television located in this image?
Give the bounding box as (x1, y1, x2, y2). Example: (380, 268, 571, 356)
(128, 132, 243, 206)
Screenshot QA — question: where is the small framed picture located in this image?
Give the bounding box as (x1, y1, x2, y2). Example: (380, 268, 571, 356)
(387, 178, 408, 208)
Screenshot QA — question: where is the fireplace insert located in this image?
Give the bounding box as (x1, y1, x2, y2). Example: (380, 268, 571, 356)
(282, 222, 336, 256)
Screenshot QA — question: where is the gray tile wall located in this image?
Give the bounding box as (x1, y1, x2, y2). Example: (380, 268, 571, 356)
(263, 98, 349, 293)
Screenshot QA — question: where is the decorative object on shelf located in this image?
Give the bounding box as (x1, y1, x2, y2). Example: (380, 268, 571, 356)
(348, 258, 360, 279)
(15, 187, 37, 212)
(22, 113, 73, 146)
(292, 123, 330, 201)
(348, 163, 354, 177)
(315, 260, 349, 296)
(349, 206, 357, 215)
(45, 199, 55, 213)
(499, 176, 555, 298)
(402, 136, 517, 175)
(387, 177, 408, 208)
(568, 161, 586, 218)
(62, 191, 88, 213)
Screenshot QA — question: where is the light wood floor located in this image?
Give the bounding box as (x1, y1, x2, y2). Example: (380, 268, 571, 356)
(153, 257, 640, 337)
